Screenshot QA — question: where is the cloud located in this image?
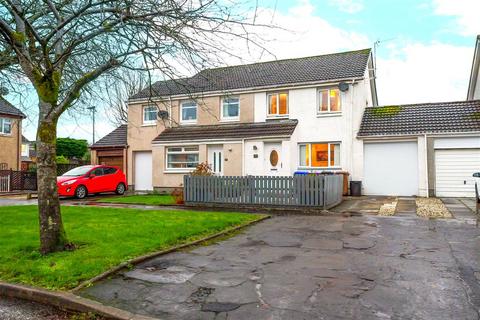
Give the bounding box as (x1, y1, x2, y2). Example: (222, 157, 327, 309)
(328, 0, 364, 14)
(249, 0, 369, 61)
(432, 0, 480, 36)
(375, 42, 473, 104)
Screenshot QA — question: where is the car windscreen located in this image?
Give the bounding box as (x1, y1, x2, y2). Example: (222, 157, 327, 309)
(62, 166, 94, 177)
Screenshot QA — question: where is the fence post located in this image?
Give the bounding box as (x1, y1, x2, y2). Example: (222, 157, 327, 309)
(323, 175, 327, 210)
(9, 169, 13, 192)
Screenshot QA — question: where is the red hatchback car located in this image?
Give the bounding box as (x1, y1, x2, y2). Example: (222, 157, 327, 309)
(57, 165, 127, 199)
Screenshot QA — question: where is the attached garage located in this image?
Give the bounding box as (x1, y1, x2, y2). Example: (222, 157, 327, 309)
(434, 137, 480, 198)
(363, 141, 419, 196)
(90, 124, 128, 178)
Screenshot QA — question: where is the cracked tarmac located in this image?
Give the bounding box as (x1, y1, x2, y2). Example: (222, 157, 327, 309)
(80, 201, 480, 320)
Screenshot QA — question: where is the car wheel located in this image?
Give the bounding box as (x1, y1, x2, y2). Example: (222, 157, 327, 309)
(116, 183, 126, 195)
(75, 185, 88, 199)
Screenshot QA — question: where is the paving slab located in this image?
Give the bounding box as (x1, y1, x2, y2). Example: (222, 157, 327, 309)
(80, 211, 480, 320)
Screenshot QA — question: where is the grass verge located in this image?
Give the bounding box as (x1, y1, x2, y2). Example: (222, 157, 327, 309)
(0, 205, 262, 290)
(97, 194, 177, 206)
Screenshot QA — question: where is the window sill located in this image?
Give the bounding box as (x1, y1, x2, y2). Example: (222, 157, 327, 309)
(164, 169, 195, 174)
(220, 118, 240, 123)
(297, 167, 342, 171)
(316, 112, 342, 118)
(180, 121, 197, 125)
(0, 133, 12, 136)
(141, 123, 157, 127)
(266, 115, 289, 120)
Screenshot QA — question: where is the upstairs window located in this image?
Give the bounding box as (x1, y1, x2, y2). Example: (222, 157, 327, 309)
(299, 143, 340, 168)
(166, 146, 199, 169)
(221, 97, 240, 120)
(143, 105, 157, 124)
(318, 89, 341, 113)
(0, 118, 11, 135)
(181, 101, 197, 123)
(267, 92, 288, 117)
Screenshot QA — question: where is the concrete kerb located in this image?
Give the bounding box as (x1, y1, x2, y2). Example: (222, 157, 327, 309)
(71, 214, 271, 292)
(0, 215, 270, 320)
(0, 282, 157, 320)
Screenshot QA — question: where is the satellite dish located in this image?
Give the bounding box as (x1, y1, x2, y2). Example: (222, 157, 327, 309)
(157, 110, 169, 120)
(338, 82, 349, 92)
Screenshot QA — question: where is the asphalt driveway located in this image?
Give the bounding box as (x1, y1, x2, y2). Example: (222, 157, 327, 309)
(80, 201, 480, 320)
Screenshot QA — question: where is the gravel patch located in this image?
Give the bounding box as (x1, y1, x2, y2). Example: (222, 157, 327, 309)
(378, 201, 397, 216)
(416, 198, 452, 219)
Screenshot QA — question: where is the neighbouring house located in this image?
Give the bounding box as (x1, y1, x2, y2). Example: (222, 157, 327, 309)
(467, 35, 480, 100)
(126, 49, 378, 192)
(20, 135, 36, 171)
(0, 97, 25, 170)
(358, 101, 480, 197)
(90, 124, 128, 175)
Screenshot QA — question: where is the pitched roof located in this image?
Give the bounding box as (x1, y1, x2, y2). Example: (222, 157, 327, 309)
(0, 97, 25, 118)
(90, 124, 127, 149)
(153, 119, 298, 142)
(358, 100, 480, 137)
(131, 49, 371, 100)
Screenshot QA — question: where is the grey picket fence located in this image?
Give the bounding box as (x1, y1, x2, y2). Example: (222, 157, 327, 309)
(184, 175, 343, 209)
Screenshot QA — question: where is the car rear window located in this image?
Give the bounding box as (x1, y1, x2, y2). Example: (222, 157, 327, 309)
(104, 167, 117, 175)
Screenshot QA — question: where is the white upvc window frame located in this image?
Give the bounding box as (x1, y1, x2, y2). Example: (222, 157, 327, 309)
(0, 117, 12, 135)
(298, 142, 341, 169)
(318, 88, 342, 114)
(165, 145, 200, 171)
(180, 101, 198, 124)
(221, 96, 240, 121)
(267, 92, 289, 118)
(142, 105, 158, 125)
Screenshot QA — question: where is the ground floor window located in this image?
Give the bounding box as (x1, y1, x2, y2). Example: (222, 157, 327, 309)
(166, 146, 199, 169)
(299, 142, 340, 168)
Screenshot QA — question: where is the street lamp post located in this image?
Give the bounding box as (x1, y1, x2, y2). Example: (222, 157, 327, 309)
(87, 106, 96, 144)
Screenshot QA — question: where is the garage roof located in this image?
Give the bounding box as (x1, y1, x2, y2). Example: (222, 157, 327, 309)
(90, 124, 127, 149)
(358, 100, 480, 137)
(131, 49, 371, 100)
(153, 120, 298, 142)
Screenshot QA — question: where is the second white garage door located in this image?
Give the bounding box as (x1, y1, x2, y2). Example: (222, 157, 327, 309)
(134, 151, 153, 191)
(435, 149, 480, 197)
(364, 141, 419, 196)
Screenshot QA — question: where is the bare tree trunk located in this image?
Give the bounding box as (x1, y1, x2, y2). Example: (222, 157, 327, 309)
(36, 109, 67, 254)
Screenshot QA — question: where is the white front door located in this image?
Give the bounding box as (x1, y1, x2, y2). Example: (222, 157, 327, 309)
(264, 142, 282, 175)
(363, 141, 419, 196)
(134, 151, 153, 191)
(208, 145, 223, 175)
(435, 149, 480, 197)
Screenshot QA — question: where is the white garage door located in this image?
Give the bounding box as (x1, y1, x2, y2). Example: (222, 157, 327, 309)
(364, 141, 419, 196)
(134, 151, 153, 191)
(435, 149, 480, 197)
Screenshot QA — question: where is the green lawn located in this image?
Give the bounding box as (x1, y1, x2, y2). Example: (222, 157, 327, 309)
(99, 194, 177, 205)
(0, 205, 262, 290)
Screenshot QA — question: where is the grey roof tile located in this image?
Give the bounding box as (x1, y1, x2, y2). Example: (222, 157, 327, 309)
(0, 97, 25, 118)
(131, 49, 371, 99)
(358, 100, 480, 136)
(90, 124, 127, 148)
(153, 119, 298, 142)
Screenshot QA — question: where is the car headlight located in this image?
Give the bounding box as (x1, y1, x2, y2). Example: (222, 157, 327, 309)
(61, 180, 77, 186)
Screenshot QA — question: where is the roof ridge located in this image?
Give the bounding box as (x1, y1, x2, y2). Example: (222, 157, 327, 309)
(199, 48, 372, 73)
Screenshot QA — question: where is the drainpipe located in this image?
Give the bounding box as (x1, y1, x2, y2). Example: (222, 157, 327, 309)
(241, 138, 245, 175)
(424, 133, 429, 198)
(168, 97, 173, 128)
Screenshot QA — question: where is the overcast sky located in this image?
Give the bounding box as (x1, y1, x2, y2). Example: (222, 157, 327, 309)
(20, 0, 479, 142)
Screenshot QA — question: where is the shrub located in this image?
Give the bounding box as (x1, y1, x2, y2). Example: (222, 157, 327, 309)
(56, 155, 69, 164)
(171, 187, 184, 205)
(190, 162, 214, 176)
